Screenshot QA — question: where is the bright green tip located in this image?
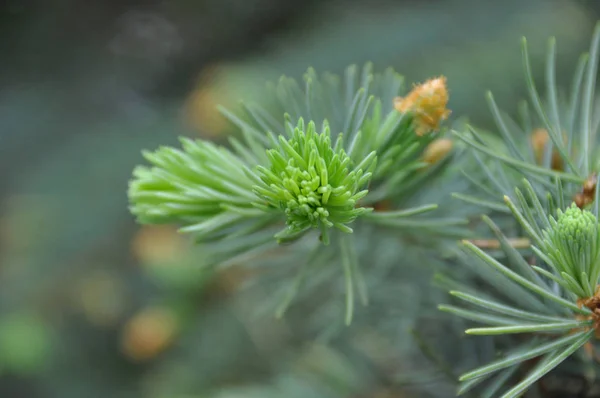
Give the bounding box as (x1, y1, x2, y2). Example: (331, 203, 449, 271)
(554, 203, 598, 240)
(253, 118, 376, 243)
(544, 202, 600, 297)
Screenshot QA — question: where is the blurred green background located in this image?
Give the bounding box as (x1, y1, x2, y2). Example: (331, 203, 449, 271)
(1, 0, 600, 397)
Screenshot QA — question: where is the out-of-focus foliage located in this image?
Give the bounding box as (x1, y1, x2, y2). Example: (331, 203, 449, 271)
(187, 0, 594, 138)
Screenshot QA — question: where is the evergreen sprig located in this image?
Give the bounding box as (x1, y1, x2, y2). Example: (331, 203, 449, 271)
(453, 23, 600, 213)
(440, 25, 600, 396)
(128, 138, 272, 242)
(440, 185, 597, 397)
(128, 64, 464, 324)
(542, 203, 600, 298)
(220, 64, 466, 234)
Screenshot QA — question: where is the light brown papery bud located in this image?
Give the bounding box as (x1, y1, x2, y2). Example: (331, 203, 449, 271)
(573, 173, 598, 209)
(529, 128, 565, 171)
(394, 76, 450, 136)
(574, 193, 587, 209)
(583, 173, 598, 195)
(422, 138, 453, 164)
(530, 128, 549, 158)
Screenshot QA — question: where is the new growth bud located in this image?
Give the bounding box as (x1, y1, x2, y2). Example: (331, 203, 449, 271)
(422, 138, 453, 164)
(543, 203, 600, 298)
(530, 128, 565, 171)
(253, 119, 376, 244)
(553, 204, 597, 248)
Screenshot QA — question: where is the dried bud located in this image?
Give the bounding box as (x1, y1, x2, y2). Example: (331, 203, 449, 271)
(394, 76, 450, 135)
(574, 193, 588, 209)
(583, 173, 598, 195)
(422, 138, 453, 164)
(573, 173, 597, 209)
(373, 200, 393, 212)
(530, 128, 548, 154)
(530, 128, 565, 171)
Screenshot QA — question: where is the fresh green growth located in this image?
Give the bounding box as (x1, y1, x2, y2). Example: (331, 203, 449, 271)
(542, 203, 600, 298)
(128, 64, 464, 325)
(128, 138, 271, 243)
(452, 24, 600, 213)
(440, 187, 595, 398)
(253, 118, 376, 245)
(126, 15, 600, 398)
(439, 22, 600, 398)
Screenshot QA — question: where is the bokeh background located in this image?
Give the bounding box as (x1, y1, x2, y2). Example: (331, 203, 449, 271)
(2, 1, 600, 397)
